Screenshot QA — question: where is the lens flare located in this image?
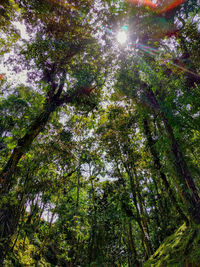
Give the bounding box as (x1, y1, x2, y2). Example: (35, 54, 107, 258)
(117, 31, 127, 44)
(127, 0, 186, 13)
(136, 43, 200, 80)
(0, 74, 4, 80)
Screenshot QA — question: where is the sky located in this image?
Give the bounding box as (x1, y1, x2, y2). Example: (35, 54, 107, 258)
(0, 21, 30, 87)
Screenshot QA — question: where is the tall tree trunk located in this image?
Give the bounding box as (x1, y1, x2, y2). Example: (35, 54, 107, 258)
(143, 117, 189, 223)
(155, 119, 187, 204)
(128, 223, 140, 267)
(0, 101, 57, 193)
(132, 164, 153, 257)
(0, 99, 58, 262)
(115, 161, 151, 258)
(0, 79, 90, 194)
(88, 177, 97, 264)
(68, 172, 81, 266)
(125, 164, 153, 258)
(145, 88, 200, 224)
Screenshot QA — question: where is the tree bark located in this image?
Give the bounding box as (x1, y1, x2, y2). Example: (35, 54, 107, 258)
(0, 101, 57, 193)
(143, 117, 189, 223)
(132, 164, 153, 257)
(0, 81, 91, 193)
(145, 88, 200, 224)
(128, 223, 140, 267)
(125, 163, 153, 258)
(0, 73, 94, 262)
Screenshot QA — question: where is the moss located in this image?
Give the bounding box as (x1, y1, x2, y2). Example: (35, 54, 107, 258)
(4, 236, 51, 267)
(145, 223, 200, 267)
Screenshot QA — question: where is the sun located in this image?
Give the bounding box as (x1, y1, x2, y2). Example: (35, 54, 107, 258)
(117, 31, 127, 44)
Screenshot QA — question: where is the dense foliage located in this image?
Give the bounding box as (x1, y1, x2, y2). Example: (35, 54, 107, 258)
(0, 0, 200, 266)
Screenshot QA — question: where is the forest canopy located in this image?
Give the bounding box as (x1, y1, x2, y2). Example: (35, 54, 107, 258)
(0, 0, 200, 266)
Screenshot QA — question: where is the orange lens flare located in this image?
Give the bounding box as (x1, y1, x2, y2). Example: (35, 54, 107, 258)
(128, 0, 157, 8)
(0, 74, 5, 80)
(127, 0, 186, 13)
(159, 0, 186, 13)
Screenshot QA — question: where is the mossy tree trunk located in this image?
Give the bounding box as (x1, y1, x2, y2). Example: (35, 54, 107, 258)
(0, 69, 93, 261)
(143, 117, 189, 223)
(145, 88, 200, 224)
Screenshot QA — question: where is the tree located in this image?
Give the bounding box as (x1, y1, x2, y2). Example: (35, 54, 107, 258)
(114, 52, 200, 224)
(1, 0, 200, 265)
(0, 0, 113, 261)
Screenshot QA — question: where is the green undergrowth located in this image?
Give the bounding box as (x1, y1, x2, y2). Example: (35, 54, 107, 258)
(4, 236, 50, 267)
(4, 223, 200, 266)
(145, 223, 200, 267)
